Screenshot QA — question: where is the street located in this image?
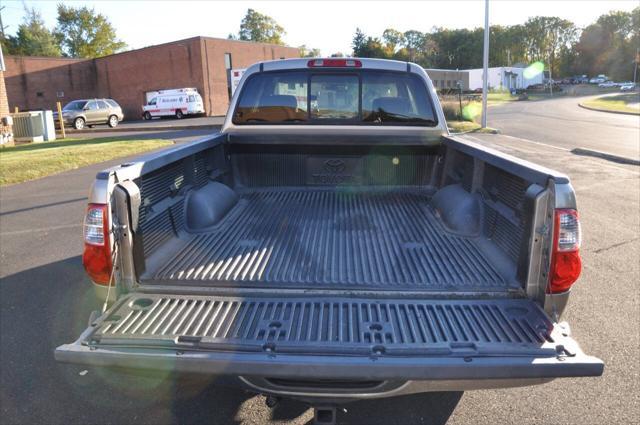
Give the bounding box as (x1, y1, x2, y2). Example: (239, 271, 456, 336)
(1, 99, 639, 424)
(486, 95, 640, 160)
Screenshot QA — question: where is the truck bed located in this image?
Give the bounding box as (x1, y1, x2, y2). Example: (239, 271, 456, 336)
(142, 188, 514, 291)
(59, 63, 604, 396)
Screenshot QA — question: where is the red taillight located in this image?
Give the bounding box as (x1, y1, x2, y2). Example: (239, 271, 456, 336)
(548, 209, 582, 293)
(307, 58, 362, 68)
(82, 203, 112, 285)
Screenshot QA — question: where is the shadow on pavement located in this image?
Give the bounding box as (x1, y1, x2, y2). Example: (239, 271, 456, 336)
(0, 256, 257, 424)
(0, 197, 88, 216)
(331, 392, 463, 425)
(0, 256, 462, 425)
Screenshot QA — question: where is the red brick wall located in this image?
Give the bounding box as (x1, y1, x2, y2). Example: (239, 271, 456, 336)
(0, 70, 9, 116)
(4, 40, 203, 119)
(1, 69, 13, 146)
(4, 37, 300, 120)
(4, 56, 90, 112)
(93, 37, 204, 118)
(200, 38, 299, 115)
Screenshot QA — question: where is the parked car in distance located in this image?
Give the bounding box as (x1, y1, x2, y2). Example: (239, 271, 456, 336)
(598, 81, 617, 88)
(526, 82, 561, 91)
(142, 88, 205, 120)
(572, 75, 589, 84)
(53, 99, 124, 130)
(620, 83, 636, 91)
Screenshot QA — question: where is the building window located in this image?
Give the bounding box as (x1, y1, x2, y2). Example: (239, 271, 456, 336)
(36, 92, 44, 97)
(224, 53, 233, 101)
(224, 53, 232, 70)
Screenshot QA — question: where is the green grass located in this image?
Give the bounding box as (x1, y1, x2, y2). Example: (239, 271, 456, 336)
(0, 137, 174, 186)
(447, 120, 498, 134)
(581, 93, 640, 115)
(487, 92, 519, 103)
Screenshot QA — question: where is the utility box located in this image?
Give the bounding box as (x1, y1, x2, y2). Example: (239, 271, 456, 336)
(12, 112, 44, 143)
(41, 110, 56, 141)
(10, 110, 56, 143)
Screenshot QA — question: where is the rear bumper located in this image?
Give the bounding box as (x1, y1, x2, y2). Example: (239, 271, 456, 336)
(55, 340, 603, 382)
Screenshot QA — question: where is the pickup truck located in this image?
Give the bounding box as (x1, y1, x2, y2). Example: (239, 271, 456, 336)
(56, 58, 603, 420)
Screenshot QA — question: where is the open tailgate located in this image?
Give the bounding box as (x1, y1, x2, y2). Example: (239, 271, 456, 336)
(56, 294, 603, 381)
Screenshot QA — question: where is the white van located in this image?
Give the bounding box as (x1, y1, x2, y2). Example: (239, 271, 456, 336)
(142, 88, 204, 120)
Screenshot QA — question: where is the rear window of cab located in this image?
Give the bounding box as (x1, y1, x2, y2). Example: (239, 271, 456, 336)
(232, 70, 437, 126)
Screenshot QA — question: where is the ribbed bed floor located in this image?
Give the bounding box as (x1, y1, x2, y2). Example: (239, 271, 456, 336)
(145, 190, 509, 291)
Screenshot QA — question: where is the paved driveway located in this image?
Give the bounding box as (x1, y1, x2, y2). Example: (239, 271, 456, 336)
(1, 103, 639, 424)
(486, 95, 639, 160)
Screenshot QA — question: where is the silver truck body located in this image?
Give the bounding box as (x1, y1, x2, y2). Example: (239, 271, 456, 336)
(57, 58, 602, 406)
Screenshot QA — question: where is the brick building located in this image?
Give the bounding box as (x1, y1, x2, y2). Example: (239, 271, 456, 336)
(1, 46, 14, 146)
(4, 37, 299, 119)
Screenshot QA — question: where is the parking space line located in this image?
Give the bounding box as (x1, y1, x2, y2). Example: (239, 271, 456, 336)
(491, 134, 570, 151)
(463, 134, 640, 174)
(0, 223, 81, 236)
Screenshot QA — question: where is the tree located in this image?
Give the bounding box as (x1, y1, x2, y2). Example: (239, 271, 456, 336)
(382, 29, 405, 52)
(55, 4, 126, 58)
(353, 34, 389, 59)
(403, 30, 426, 61)
(596, 9, 637, 80)
(1, 6, 61, 57)
(489, 24, 527, 67)
(346, 7, 637, 79)
(351, 28, 367, 56)
(574, 7, 639, 80)
(522, 16, 577, 77)
(430, 28, 482, 69)
(353, 28, 436, 66)
(298, 45, 321, 57)
(237, 9, 286, 45)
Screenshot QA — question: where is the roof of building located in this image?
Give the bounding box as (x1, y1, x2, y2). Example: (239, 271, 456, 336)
(6, 36, 298, 62)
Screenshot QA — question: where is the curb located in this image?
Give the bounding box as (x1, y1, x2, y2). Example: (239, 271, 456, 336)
(578, 102, 640, 116)
(59, 124, 222, 134)
(571, 147, 640, 166)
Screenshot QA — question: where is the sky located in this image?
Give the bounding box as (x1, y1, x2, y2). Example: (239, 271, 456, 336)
(2, 0, 638, 55)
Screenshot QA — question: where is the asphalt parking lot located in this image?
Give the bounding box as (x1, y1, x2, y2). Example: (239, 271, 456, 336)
(1, 98, 639, 424)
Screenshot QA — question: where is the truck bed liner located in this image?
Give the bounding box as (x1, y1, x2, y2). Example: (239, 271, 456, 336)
(56, 293, 603, 381)
(143, 190, 513, 291)
(77, 294, 553, 351)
